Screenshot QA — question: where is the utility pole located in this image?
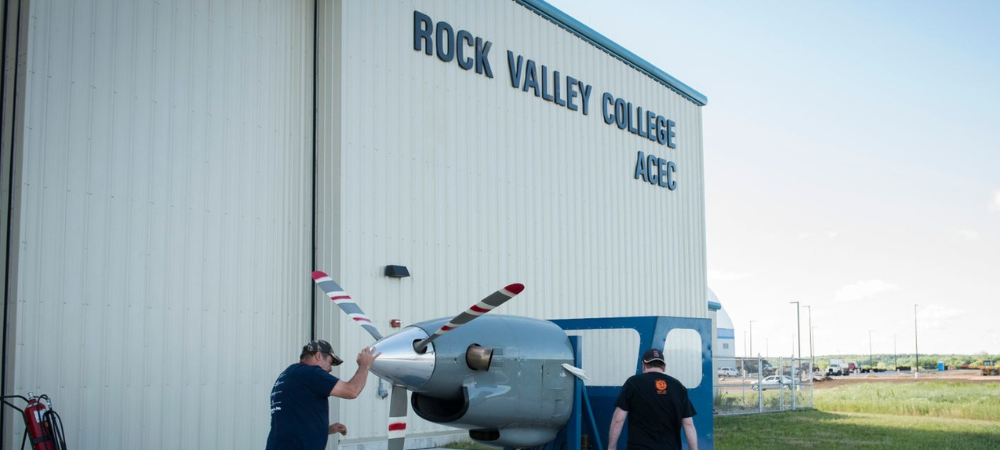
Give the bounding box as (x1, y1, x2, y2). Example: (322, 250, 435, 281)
(750, 320, 756, 357)
(869, 330, 874, 370)
(894, 333, 897, 370)
(914, 304, 919, 378)
(790, 302, 802, 363)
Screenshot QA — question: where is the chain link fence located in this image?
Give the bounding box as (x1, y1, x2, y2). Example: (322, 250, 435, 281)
(713, 356, 815, 415)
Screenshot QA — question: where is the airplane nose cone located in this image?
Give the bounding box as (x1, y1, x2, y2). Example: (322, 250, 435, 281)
(371, 326, 436, 390)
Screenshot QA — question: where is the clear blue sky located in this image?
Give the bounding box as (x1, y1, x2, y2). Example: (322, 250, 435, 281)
(546, 0, 1000, 356)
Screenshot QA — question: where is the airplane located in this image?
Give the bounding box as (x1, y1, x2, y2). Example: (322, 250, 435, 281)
(312, 271, 580, 449)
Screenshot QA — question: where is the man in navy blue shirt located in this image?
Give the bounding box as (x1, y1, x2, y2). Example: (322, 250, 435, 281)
(608, 348, 698, 450)
(266, 340, 379, 450)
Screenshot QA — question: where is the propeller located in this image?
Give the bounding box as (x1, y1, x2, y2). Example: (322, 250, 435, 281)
(312, 271, 383, 340)
(413, 283, 524, 353)
(312, 270, 525, 450)
(313, 271, 406, 446)
(387, 385, 408, 450)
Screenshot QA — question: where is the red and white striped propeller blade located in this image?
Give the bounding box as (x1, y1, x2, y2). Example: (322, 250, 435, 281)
(387, 385, 408, 450)
(413, 283, 524, 353)
(312, 271, 383, 341)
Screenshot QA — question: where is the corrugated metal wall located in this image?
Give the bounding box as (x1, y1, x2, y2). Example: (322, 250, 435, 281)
(317, 0, 707, 446)
(565, 329, 641, 386)
(7, 0, 314, 448)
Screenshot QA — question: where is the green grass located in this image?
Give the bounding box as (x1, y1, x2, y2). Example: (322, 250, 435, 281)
(441, 440, 496, 450)
(814, 381, 1000, 421)
(716, 382, 1000, 450)
(716, 409, 999, 450)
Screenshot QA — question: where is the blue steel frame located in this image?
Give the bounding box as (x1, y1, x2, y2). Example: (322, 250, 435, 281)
(554, 336, 606, 450)
(550, 316, 714, 450)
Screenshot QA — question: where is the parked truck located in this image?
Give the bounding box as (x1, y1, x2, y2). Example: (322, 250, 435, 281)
(827, 359, 849, 376)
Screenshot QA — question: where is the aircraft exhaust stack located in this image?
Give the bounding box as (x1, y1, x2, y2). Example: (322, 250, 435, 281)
(465, 345, 493, 371)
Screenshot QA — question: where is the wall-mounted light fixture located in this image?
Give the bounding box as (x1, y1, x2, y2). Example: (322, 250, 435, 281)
(390, 319, 402, 328)
(384, 265, 410, 278)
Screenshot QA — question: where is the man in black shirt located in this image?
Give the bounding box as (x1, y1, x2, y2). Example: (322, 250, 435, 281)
(609, 348, 698, 450)
(266, 340, 379, 450)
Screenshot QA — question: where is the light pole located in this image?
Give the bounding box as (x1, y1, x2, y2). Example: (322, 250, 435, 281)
(869, 330, 874, 370)
(790, 302, 802, 362)
(914, 304, 919, 377)
(894, 333, 897, 370)
(749, 320, 756, 357)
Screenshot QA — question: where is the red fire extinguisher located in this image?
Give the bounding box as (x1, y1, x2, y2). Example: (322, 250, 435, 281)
(1, 392, 67, 450)
(22, 394, 56, 450)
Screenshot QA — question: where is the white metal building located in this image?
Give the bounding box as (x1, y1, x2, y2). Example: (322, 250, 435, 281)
(1, 1, 708, 449)
(716, 308, 737, 366)
(708, 288, 736, 370)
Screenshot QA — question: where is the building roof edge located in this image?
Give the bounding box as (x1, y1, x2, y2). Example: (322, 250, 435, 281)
(515, 0, 708, 106)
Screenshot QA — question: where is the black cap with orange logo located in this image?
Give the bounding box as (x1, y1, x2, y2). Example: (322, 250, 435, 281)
(642, 348, 665, 364)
